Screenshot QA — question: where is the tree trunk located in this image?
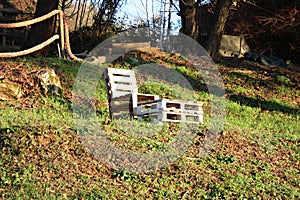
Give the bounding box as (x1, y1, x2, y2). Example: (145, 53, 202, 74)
(167, 0, 173, 38)
(23, 0, 59, 57)
(205, 0, 232, 60)
(178, 0, 199, 40)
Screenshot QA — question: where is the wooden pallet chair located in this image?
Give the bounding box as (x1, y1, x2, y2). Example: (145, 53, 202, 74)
(103, 67, 159, 119)
(103, 67, 204, 124)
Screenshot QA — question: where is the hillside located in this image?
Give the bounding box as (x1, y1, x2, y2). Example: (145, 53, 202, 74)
(0, 54, 299, 199)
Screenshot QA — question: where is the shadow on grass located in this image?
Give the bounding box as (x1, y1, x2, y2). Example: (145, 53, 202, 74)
(218, 58, 299, 115)
(228, 93, 299, 115)
(220, 58, 300, 84)
(177, 60, 299, 115)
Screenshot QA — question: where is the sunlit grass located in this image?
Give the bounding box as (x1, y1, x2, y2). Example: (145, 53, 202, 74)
(0, 57, 299, 199)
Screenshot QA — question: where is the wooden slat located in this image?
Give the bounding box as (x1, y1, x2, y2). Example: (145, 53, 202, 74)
(107, 68, 135, 76)
(111, 103, 131, 113)
(112, 42, 151, 49)
(137, 93, 159, 101)
(112, 48, 127, 54)
(104, 68, 139, 98)
(110, 82, 137, 92)
(111, 90, 134, 98)
(110, 93, 132, 102)
(110, 76, 136, 83)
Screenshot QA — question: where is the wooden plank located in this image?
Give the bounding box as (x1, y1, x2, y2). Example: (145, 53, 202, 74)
(110, 103, 131, 113)
(112, 42, 151, 49)
(111, 93, 132, 102)
(107, 68, 136, 76)
(111, 90, 134, 98)
(137, 94, 158, 102)
(110, 82, 137, 92)
(137, 102, 161, 112)
(105, 68, 138, 98)
(137, 93, 159, 100)
(165, 102, 181, 109)
(101, 48, 113, 55)
(109, 76, 136, 83)
(112, 48, 128, 54)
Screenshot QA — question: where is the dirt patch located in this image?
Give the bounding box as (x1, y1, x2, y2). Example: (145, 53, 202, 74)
(220, 58, 300, 85)
(0, 59, 73, 108)
(216, 132, 300, 187)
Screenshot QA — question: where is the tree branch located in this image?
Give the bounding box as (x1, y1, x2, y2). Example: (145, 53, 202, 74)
(180, 0, 196, 7)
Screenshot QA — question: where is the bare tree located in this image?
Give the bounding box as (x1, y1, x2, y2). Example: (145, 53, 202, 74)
(178, 0, 233, 59)
(205, 0, 232, 59)
(167, 0, 173, 33)
(178, 0, 199, 40)
(93, 0, 124, 36)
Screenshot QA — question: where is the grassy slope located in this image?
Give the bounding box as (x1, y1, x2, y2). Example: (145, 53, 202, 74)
(0, 55, 299, 199)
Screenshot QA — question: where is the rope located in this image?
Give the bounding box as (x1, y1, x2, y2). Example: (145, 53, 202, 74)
(0, 10, 82, 61)
(0, 35, 60, 57)
(0, 10, 63, 28)
(63, 15, 82, 61)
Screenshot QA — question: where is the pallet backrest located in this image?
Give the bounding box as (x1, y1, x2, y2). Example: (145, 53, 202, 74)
(103, 68, 138, 101)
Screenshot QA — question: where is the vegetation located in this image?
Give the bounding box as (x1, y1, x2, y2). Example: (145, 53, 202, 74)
(0, 52, 299, 198)
(0, 0, 298, 199)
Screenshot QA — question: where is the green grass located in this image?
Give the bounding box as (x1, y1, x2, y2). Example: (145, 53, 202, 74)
(0, 56, 299, 199)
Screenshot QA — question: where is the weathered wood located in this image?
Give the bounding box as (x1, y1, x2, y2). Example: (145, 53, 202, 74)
(109, 75, 134, 83)
(110, 93, 131, 102)
(139, 110, 203, 124)
(104, 68, 138, 99)
(110, 103, 132, 113)
(103, 67, 159, 119)
(112, 42, 151, 49)
(106, 67, 136, 76)
(109, 91, 132, 99)
(111, 83, 136, 92)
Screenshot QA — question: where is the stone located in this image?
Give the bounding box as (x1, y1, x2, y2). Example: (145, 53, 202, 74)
(0, 82, 22, 100)
(244, 52, 287, 67)
(219, 35, 251, 58)
(36, 68, 62, 96)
